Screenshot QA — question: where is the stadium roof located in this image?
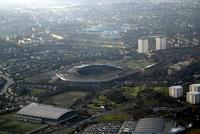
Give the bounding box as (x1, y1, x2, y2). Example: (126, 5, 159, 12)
(134, 118, 165, 134)
(17, 103, 73, 120)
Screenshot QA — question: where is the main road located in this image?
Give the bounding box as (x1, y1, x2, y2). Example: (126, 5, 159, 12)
(0, 75, 14, 95)
(1, 75, 34, 105)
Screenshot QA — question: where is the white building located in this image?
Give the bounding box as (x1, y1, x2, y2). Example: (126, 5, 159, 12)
(16, 103, 78, 125)
(186, 92, 200, 104)
(189, 84, 200, 92)
(156, 37, 166, 50)
(169, 86, 183, 98)
(138, 38, 148, 53)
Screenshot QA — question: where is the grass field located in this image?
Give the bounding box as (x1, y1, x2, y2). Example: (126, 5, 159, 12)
(45, 91, 90, 107)
(31, 88, 46, 96)
(0, 113, 42, 134)
(64, 128, 76, 134)
(97, 112, 130, 123)
(25, 71, 56, 83)
(125, 60, 155, 69)
(122, 86, 168, 97)
(87, 95, 119, 111)
(152, 86, 168, 95)
(122, 86, 145, 97)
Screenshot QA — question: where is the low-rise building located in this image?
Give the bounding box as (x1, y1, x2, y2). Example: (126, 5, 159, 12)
(16, 103, 78, 125)
(133, 118, 175, 134)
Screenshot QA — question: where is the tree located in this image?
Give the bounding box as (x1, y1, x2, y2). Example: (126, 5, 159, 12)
(106, 90, 126, 104)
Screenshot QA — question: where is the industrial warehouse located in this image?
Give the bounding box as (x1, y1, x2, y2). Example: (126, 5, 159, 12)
(15, 103, 78, 125)
(133, 118, 175, 134)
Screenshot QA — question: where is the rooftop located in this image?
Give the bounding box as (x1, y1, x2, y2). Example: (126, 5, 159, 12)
(17, 103, 73, 120)
(190, 84, 200, 87)
(170, 85, 183, 89)
(134, 118, 165, 134)
(187, 92, 200, 95)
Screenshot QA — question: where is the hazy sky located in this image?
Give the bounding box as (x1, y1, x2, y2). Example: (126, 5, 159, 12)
(0, 0, 76, 8)
(0, 0, 68, 5)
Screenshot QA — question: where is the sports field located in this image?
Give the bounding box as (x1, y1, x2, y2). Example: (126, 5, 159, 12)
(0, 113, 42, 134)
(45, 91, 90, 106)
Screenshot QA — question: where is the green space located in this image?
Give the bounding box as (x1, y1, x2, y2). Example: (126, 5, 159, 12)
(97, 112, 130, 123)
(87, 95, 119, 111)
(45, 91, 90, 107)
(142, 97, 159, 105)
(122, 85, 168, 97)
(64, 128, 76, 134)
(183, 84, 190, 93)
(31, 88, 46, 96)
(126, 60, 155, 69)
(0, 113, 42, 134)
(25, 71, 56, 83)
(0, 131, 12, 134)
(122, 86, 145, 97)
(18, 88, 46, 97)
(152, 86, 168, 95)
(74, 40, 125, 49)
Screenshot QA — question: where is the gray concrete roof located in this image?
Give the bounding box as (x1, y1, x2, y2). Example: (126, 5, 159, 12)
(17, 103, 73, 120)
(134, 118, 165, 134)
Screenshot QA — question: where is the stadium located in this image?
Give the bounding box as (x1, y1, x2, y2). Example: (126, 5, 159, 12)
(16, 103, 78, 125)
(56, 64, 134, 88)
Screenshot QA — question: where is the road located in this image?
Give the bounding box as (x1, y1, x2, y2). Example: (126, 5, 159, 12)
(0, 75, 14, 95)
(0, 75, 32, 104)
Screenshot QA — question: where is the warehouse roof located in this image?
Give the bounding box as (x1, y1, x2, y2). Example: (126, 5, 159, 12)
(17, 103, 73, 120)
(134, 118, 165, 134)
